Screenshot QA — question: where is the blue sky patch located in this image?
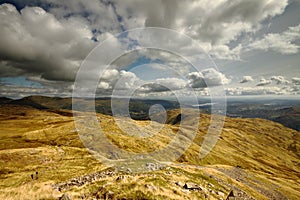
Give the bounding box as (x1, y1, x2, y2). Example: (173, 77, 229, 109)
(0, 76, 43, 88)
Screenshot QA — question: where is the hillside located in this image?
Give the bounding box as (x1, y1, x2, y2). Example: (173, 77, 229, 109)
(0, 104, 299, 199)
(225, 101, 300, 131)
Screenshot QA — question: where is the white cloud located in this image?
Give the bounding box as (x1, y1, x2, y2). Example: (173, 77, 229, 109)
(270, 76, 289, 84)
(248, 24, 300, 55)
(101, 69, 119, 81)
(114, 70, 140, 90)
(256, 78, 272, 86)
(226, 86, 285, 96)
(240, 76, 254, 83)
(187, 72, 207, 88)
(292, 77, 300, 85)
(226, 75, 300, 96)
(141, 77, 187, 93)
(0, 1, 298, 98)
(98, 81, 111, 90)
(113, 0, 288, 59)
(187, 68, 231, 88)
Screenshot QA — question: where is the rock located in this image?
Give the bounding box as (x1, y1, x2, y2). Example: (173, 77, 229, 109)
(126, 168, 132, 173)
(145, 162, 163, 171)
(225, 190, 235, 200)
(144, 184, 157, 191)
(208, 183, 214, 187)
(183, 182, 202, 190)
(175, 181, 184, 187)
(210, 189, 216, 194)
(181, 189, 191, 194)
(58, 193, 72, 200)
(116, 175, 126, 182)
(103, 191, 114, 199)
(200, 186, 208, 193)
(217, 191, 225, 197)
(164, 171, 172, 175)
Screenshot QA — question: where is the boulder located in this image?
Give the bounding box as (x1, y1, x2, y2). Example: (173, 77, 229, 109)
(183, 182, 202, 190)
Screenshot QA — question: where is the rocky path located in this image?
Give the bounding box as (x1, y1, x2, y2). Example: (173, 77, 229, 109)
(217, 167, 289, 200)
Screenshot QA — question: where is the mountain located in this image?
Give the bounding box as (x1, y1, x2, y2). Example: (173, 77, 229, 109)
(8, 96, 180, 120)
(191, 98, 300, 131)
(5, 95, 299, 131)
(0, 104, 299, 199)
(0, 97, 12, 104)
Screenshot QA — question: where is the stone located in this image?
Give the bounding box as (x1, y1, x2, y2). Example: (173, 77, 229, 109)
(217, 191, 225, 197)
(175, 181, 184, 187)
(104, 191, 114, 199)
(116, 175, 126, 182)
(58, 193, 72, 200)
(208, 183, 214, 187)
(144, 184, 157, 191)
(181, 189, 191, 194)
(126, 168, 132, 173)
(183, 182, 201, 190)
(210, 189, 216, 194)
(225, 190, 235, 200)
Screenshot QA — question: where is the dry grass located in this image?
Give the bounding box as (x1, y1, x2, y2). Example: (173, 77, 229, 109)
(0, 105, 299, 199)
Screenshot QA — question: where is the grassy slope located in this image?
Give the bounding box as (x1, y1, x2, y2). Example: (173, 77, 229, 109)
(0, 105, 299, 199)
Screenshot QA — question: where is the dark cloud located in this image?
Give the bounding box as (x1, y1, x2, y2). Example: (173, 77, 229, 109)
(0, 3, 95, 82)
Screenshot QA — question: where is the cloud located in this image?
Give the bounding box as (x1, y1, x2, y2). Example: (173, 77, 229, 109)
(97, 69, 141, 91)
(226, 86, 285, 96)
(0, 83, 72, 99)
(0, 3, 96, 82)
(141, 77, 187, 93)
(0, 1, 298, 98)
(113, 70, 140, 90)
(270, 76, 289, 84)
(227, 75, 300, 96)
(96, 68, 229, 94)
(187, 72, 207, 88)
(292, 77, 300, 85)
(113, 0, 288, 59)
(240, 76, 254, 83)
(256, 78, 272, 86)
(187, 68, 231, 88)
(248, 24, 300, 54)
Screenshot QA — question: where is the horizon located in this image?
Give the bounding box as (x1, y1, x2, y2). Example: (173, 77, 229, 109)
(2, 94, 300, 102)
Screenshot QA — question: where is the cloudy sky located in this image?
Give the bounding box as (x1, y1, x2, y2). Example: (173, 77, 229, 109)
(0, 0, 299, 99)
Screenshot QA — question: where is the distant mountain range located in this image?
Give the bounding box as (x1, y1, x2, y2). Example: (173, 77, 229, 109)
(1, 95, 299, 131)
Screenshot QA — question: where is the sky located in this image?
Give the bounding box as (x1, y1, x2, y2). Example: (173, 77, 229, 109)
(0, 0, 299, 99)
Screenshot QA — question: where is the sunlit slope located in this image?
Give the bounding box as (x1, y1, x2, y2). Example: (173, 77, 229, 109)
(0, 104, 299, 199)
